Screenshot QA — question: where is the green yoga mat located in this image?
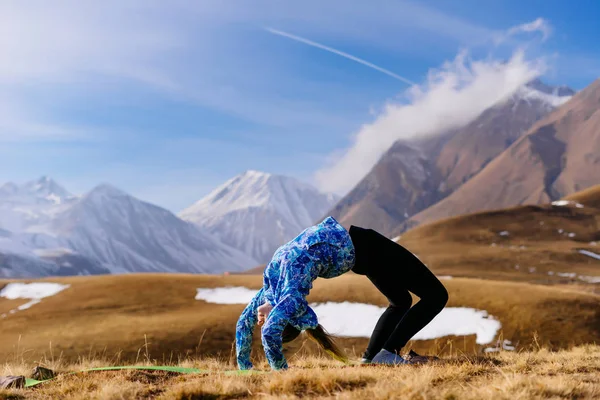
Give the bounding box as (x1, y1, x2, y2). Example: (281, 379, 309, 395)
(24, 365, 264, 388)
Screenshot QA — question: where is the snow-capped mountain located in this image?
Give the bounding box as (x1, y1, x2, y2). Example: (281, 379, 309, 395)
(510, 78, 575, 110)
(179, 170, 339, 263)
(0, 176, 74, 205)
(1, 178, 259, 277)
(47, 184, 258, 274)
(0, 226, 110, 278)
(0, 176, 77, 232)
(524, 78, 576, 99)
(405, 78, 599, 230)
(329, 78, 577, 236)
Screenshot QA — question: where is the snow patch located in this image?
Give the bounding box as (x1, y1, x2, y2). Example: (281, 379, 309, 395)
(312, 302, 501, 344)
(498, 231, 509, 236)
(0, 282, 70, 317)
(33, 248, 74, 257)
(551, 200, 584, 208)
(549, 270, 599, 283)
(578, 276, 600, 284)
(45, 193, 62, 205)
(484, 339, 515, 353)
(195, 286, 258, 304)
(195, 287, 502, 344)
(579, 250, 600, 261)
(516, 85, 573, 108)
(557, 272, 576, 278)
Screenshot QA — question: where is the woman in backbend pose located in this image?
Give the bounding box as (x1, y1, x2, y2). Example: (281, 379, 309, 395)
(235, 216, 449, 370)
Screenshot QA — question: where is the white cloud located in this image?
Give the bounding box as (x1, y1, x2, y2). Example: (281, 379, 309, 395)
(507, 18, 552, 40)
(0, 1, 368, 141)
(0, 1, 508, 144)
(494, 18, 552, 45)
(0, 1, 191, 141)
(0, 1, 184, 84)
(314, 47, 547, 194)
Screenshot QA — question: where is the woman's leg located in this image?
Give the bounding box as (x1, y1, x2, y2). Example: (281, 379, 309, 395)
(361, 277, 412, 361)
(350, 227, 448, 361)
(379, 243, 448, 355)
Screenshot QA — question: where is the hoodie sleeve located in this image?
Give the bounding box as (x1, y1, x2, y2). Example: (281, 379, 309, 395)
(261, 250, 318, 370)
(235, 287, 265, 370)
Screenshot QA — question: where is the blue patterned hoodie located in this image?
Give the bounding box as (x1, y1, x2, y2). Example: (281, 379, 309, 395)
(235, 216, 355, 370)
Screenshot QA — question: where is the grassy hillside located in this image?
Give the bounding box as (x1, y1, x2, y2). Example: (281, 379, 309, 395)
(398, 199, 599, 288)
(1, 274, 598, 366)
(1, 345, 599, 399)
(564, 185, 600, 209)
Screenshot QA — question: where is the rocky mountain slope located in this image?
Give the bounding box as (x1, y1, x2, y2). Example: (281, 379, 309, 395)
(328, 79, 576, 236)
(179, 170, 338, 263)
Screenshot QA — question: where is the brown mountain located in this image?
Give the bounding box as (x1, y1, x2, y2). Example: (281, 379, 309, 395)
(326, 140, 444, 234)
(328, 79, 574, 235)
(397, 183, 600, 288)
(435, 80, 574, 193)
(404, 78, 600, 232)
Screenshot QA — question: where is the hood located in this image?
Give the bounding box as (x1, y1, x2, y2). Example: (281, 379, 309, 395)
(315, 216, 356, 279)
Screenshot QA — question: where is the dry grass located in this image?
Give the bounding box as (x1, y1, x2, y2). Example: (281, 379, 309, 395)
(1, 344, 599, 399)
(398, 202, 600, 289)
(565, 185, 600, 209)
(0, 274, 598, 366)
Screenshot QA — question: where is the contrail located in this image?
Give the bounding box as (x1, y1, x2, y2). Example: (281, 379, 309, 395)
(265, 27, 417, 86)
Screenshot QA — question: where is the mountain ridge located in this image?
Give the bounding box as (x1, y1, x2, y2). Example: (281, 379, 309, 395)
(402, 78, 600, 232)
(0, 178, 258, 277)
(180, 170, 339, 263)
(328, 78, 578, 236)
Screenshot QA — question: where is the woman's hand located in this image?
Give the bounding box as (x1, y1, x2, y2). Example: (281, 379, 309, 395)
(257, 302, 273, 326)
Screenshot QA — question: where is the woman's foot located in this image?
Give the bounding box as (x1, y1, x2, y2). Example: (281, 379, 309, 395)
(371, 349, 412, 365)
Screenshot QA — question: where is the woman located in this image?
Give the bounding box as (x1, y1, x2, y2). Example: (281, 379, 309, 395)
(235, 216, 448, 370)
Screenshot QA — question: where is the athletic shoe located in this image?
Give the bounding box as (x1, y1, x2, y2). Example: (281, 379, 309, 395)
(360, 357, 372, 364)
(371, 349, 412, 365)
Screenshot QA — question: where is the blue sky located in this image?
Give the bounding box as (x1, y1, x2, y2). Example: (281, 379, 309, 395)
(0, 0, 598, 212)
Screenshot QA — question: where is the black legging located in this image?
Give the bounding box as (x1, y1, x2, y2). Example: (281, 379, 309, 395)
(348, 225, 449, 359)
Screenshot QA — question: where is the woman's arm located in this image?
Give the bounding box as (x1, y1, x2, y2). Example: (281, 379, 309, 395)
(261, 250, 319, 370)
(235, 287, 265, 370)
(261, 291, 311, 370)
